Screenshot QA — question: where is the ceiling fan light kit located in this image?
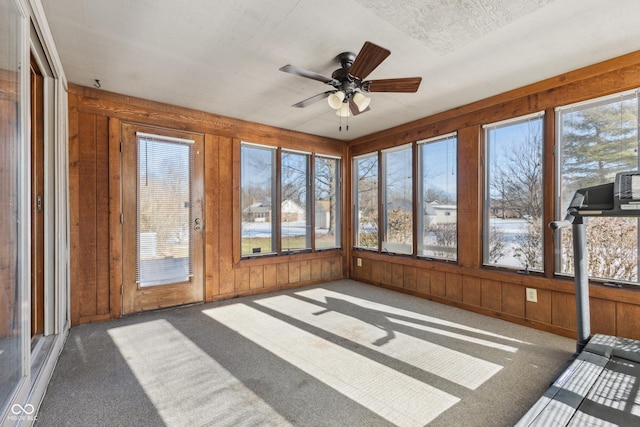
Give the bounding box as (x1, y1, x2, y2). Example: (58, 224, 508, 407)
(279, 41, 422, 127)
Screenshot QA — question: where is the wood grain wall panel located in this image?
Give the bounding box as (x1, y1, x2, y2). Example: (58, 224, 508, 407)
(403, 266, 417, 291)
(616, 302, 640, 340)
(551, 291, 576, 331)
(526, 289, 551, 324)
(331, 257, 342, 278)
(95, 115, 110, 316)
(300, 260, 311, 282)
(204, 134, 220, 299)
(462, 276, 481, 307)
(289, 261, 301, 284)
(445, 272, 463, 301)
(321, 258, 332, 280)
(590, 298, 616, 336)
(108, 118, 122, 319)
(263, 264, 277, 288)
(431, 270, 446, 297)
(311, 259, 322, 281)
(502, 283, 525, 317)
(481, 279, 501, 311)
(218, 136, 235, 295)
(456, 126, 482, 269)
(370, 260, 382, 284)
(250, 266, 264, 290)
(416, 268, 430, 295)
(235, 267, 250, 292)
(277, 263, 289, 285)
(68, 94, 81, 325)
(78, 112, 98, 318)
(382, 262, 393, 286)
(391, 263, 404, 288)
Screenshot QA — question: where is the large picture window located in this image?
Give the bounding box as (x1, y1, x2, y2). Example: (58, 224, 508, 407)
(240, 142, 341, 257)
(241, 143, 276, 256)
(353, 153, 379, 250)
(557, 90, 639, 284)
(315, 155, 340, 249)
(418, 134, 457, 260)
(382, 144, 413, 255)
(484, 113, 544, 271)
(281, 150, 311, 252)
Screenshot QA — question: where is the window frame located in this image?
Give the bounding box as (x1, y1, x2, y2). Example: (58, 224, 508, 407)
(238, 141, 342, 260)
(482, 111, 545, 272)
(417, 133, 458, 261)
(381, 143, 414, 255)
(555, 89, 640, 285)
(353, 152, 380, 251)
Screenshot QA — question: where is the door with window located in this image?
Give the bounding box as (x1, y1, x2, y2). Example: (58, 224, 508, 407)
(121, 123, 204, 314)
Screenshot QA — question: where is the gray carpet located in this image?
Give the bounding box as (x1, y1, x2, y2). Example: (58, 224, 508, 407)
(36, 280, 574, 426)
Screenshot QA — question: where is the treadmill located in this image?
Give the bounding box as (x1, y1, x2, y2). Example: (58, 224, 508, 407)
(516, 171, 640, 426)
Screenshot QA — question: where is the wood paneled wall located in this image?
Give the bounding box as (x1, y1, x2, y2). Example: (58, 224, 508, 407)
(348, 50, 640, 341)
(68, 85, 347, 325)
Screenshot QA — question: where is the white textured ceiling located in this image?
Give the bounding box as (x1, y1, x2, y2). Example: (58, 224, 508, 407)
(41, 0, 640, 140)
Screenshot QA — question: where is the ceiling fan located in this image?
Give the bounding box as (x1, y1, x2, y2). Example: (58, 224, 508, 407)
(279, 41, 422, 117)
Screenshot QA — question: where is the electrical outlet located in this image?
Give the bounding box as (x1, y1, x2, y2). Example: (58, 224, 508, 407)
(526, 288, 538, 303)
(357, 258, 362, 267)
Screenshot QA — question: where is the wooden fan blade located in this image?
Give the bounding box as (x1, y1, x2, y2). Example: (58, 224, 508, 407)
(349, 41, 391, 80)
(279, 64, 337, 84)
(349, 98, 370, 116)
(292, 91, 333, 108)
(366, 77, 422, 93)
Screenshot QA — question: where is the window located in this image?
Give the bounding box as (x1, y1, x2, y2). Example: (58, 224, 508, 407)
(315, 155, 340, 249)
(418, 134, 457, 260)
(241, 143, 276, 256)
(382, 144, 413, 255)
(281, 150, 311, 252)
(557, 90, 639, 284)
(484, 113, 544, 271)
(137, 134, 194, 286)
(240, 142, 341, 257)
(353, 153, 379, 250)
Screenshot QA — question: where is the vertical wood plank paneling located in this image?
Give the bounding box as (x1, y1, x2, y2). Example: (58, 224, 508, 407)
(249, 266, 264, 290)
(289, 261, 301, 284)
(462, 275, 481, 307)
(431, 270, 446, 297)
(68, 94, 81, 325)
(382, 262, 393, 286)
(416, 268, 431, 295)
(263, 264, 277, 288)
(391, 263, 404, 288)
(590, 298, 616, 336)
(526, 288, 551, 323)
(310, 259, 322, 281)
(218, 137, 234, 294)
(502, 283, 525, 317)
(481, 279, 502, 312)
(616, 302, 640, 340)
(370, 260, 382, 284)
(456, 126, 482, 268)
(235, 267, 250, 291)
(108, 118, 122, 317)
(78, 112, 97, 317)
(551, 291, 576, 330)
(300, 260, 311, 282)
(403, 266, 417, 291)
(95, 115, 110, 315)
(446, 272, 462, 301)
(204, 134, 220, 299)
(277, 263, 289, 285)
(331, 257, 341, 277)
(321, 258, 332, 279)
